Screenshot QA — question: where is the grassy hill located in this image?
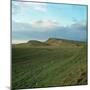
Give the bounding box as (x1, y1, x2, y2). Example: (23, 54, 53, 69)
(27, 40, 49, 46)
(46, 38, 85, 47)
(13, 38, 85, 48)
(12, 38, 87, 89)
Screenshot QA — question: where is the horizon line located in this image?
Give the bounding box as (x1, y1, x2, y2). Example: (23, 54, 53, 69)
(12, 37, 87, 44)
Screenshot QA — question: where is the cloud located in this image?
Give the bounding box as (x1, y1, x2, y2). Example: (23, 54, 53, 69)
(12, 19, 59, 32)
(24, 2, 47, 12)
(33, 4, 46, 12)
(31, 20, 59, 29)
(12, 0, 47, 12)
(12, 20, 87, 42)
(69, 21, 87, 31)
(12, 21, 32, 31)
(12, 20, 87, 32)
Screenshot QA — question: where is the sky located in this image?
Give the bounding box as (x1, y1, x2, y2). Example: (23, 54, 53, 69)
(12, 0, 87, 44)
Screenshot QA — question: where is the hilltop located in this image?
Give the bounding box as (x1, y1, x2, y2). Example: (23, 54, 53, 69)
(45, 38, 85, 46)
(27, 40, 48, 46)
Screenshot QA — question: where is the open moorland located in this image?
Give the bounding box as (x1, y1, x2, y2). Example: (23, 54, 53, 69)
(12, 38, 87, 89)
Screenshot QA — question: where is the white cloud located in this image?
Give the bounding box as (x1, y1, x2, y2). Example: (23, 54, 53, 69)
(31, 20, 59, 29)
(12, 19, 59, 32)
(33, 4, 47, 12)
(15, 1, 47, 12)
(70, 21, 87, 31)
(31, 3, 47, 12)
(12, 20, 86, 33)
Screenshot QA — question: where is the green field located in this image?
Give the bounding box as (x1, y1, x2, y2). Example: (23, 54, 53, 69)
(12, 39, 87, 89)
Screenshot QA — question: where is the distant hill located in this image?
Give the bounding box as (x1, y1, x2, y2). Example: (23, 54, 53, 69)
(46, 38, 84, 43)
(27, 40, 48, 46)
(46, 38, 63, 46)
(45, 38, 84, 47)
(13, 38, 86, 48)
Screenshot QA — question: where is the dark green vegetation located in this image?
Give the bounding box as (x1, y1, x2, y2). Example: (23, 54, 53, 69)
(12, 38, 87, 89)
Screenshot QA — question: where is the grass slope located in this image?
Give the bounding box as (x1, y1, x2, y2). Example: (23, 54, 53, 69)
(12, 39, 87, 89)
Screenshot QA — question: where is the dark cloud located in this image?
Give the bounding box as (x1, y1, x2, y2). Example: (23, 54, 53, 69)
(70, 22, 87, 31)
(12, 21, 87, 41)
